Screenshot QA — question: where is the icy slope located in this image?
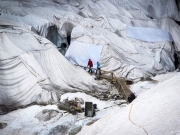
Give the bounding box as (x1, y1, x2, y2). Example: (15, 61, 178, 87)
(0, 72, 179, 135)
(78, 72, 180, 135)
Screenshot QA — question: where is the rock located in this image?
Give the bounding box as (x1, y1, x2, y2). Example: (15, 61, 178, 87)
(35, 109, 61, 122)
(0, 123, 7, 129)
(68, 126, 82, 135)
(86, 119, 99, 126)
(49, 125, 69, 135)
(57, 100, 83, 115)
(0, 105, 9, 115)
(75, 97, 84, 105)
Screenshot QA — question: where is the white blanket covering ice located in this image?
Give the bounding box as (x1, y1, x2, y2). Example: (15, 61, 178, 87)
(127, 25, 173, 42)
(0, 25, 108, 110)
(0, 0, 179, 110)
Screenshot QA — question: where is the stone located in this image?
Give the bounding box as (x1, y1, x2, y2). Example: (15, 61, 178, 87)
(0, 123, 7, 129)
(35, 109, 61, 122)
(49, 125, 69, 135)
(68, 126, 82, 135)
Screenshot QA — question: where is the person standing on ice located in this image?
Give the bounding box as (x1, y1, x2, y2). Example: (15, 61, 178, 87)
(96, 61, 101, 75)
(87, 59, 93, 74)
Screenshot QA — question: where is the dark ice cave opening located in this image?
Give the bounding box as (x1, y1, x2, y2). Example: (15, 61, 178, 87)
(174, 51, 180, 69)
(46, 26, 71, 55)
(172, 41, 180, 69)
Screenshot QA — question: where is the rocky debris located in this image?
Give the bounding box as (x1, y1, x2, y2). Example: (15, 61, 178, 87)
(33, 132, 40, 135)
(48, 125, 69, 135)
(35, 109, 61, 122)
(90, 90, 121, 101)
(0, 123, 7, 129)
(57, 98, 84, 115)
(86, 119, 99, 126)
(92, 79, 135, 103)
(87, 80, 124, 101)
(0, 105, 9, 115)
(68, 126, 82, 135)
(74, 97, 84, 105)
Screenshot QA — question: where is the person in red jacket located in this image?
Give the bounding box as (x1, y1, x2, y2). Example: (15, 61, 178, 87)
(87, 59, 93, 74)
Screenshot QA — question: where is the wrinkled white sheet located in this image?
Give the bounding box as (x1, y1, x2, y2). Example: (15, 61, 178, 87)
(109, 0, 180, 21)
(1, 13, 53, 37)
(0, 25, 108, 110)
(127, 25, 173, 42)
(0, 0, 179, 110)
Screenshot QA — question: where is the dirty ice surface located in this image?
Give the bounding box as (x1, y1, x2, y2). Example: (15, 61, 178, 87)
(1, 71, 180, 135)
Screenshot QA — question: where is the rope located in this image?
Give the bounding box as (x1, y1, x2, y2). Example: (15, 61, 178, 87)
(129, 104, 148, 135)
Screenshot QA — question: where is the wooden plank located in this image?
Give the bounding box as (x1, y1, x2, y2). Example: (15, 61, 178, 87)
(74, 64, 133, 102)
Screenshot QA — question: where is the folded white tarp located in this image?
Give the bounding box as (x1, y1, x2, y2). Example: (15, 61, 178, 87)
(1, 13, 52, 37)
(0, 25, 108, 110)
(109, 0, 180, 21)
(65, 41, 103, 68)
(127, 25, 173, 42)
